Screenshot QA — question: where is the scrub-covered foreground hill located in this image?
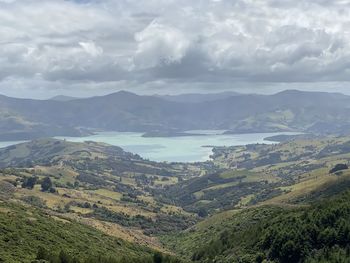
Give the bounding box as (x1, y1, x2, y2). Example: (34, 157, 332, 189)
(2, 90, 350, 140)
(0, 201, 157, 263)
(162, 189, 350, 263)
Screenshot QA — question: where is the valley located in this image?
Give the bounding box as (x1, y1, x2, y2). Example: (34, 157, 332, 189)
(2, 134, 350, 262)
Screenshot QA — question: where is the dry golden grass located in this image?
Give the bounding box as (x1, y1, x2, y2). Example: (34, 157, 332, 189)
(0, 175, 17, 181)
(50, 215, 71, 223)
(89, 189, 122, 201)
(15, 187, 69, 209)
(0, 207, 12, 213)
(154, 177, 178, 186)
(160, 204, 191, 216)
(263, 170, 350, 205)
(137, 195, 156, 205)
(236, 194, 255, 208)
(70, 206, 94, 214)
(107, 204, 155, 218)
(61, 212, 167, 252)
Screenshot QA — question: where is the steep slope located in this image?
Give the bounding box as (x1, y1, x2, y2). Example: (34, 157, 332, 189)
(210, 90, 350, 133)
(162, 188, 350, 263)
(0, 201, 154, 263)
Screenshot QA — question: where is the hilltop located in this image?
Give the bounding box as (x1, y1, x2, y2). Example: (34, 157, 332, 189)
(1, 90, 350, 140)
(50, 95, 79, 101)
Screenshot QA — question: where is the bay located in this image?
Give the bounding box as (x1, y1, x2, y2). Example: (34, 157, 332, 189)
(55, 131, 299, 162)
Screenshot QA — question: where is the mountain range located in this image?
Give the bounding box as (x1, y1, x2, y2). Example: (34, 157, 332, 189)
(1, 90, 350, 140)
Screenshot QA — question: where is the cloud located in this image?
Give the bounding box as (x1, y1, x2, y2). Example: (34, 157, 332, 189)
(134, 21, 191, 68)
(1, 0, 350, 98)
(79, 41, 103, 57)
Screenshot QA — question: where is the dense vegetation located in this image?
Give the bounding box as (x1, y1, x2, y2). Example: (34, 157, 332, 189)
(34, 248, 182, 263)
(88, 206, 195, 235)
(164, 190, 350, 263)
(0, 201, 157, 262)
(0, 200, 185, 263)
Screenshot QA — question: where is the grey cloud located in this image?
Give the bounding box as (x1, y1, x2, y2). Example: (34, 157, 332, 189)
(1, 0, 350, 98)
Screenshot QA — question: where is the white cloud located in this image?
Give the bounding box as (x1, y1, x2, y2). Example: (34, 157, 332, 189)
(79, 41, 103, 57)
(134, 21, 191, 68)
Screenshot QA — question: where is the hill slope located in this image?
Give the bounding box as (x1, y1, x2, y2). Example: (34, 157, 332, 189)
(1, 90, 350, 140)
(0, 201, 154, 263)
(162, 189, 350, 263)
(0, 139, 199, 243)
(157, 135, 350, 214)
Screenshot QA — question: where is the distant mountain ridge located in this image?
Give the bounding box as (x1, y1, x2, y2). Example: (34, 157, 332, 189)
(50, 95, 79, 101)
(0, 90, 350, 140)
(156, 91, 241, 103)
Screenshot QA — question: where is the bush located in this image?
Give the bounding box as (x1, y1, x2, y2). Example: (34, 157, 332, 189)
(22, 176, 37, 189)
(41, 177, 53, 192)
(329, 164, 348, 174)
(20, 196, 46, 208)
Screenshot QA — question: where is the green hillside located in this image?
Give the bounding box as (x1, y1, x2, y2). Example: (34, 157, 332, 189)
(162, 189, 350, 263)
(0, 201, 153, 263)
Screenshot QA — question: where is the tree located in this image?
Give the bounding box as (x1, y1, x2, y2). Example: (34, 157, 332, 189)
(59, 250, 72, 263)
(329, 163, 348, 174)
(41, 177, 53, 192)
(36, 246, 49, 260)
(74, 181, 80, 188)
(153, 252, 163, 263)
(197, 207, 208, 218)
(280, 240, 301, 263)
(22, 176, 37, 189)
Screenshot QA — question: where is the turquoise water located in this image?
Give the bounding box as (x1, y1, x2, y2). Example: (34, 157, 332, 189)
(55, 131, 298, 162)
(0, 140, 27, 148)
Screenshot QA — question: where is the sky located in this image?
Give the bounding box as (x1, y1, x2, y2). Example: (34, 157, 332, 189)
(2, 0, 350, 98)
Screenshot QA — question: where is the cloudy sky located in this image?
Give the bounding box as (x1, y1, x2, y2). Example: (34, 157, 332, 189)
(2, 0, 350, 98)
